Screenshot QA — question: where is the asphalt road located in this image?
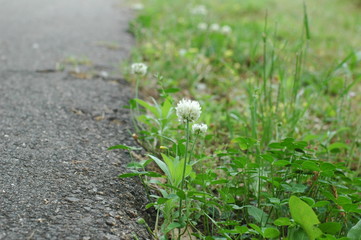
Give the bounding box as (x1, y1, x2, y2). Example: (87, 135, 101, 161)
(0, 0, 150, 239)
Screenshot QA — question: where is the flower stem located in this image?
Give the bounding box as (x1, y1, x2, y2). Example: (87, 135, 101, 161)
(178, 120, 190, 239)
(135, 77, 140, 114)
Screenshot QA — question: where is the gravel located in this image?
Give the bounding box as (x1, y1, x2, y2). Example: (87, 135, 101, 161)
(0, 0, 151, 239)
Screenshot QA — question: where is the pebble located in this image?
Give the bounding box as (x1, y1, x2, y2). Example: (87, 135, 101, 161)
(105, 218, 117, 226)
(65, 197, 80, 202)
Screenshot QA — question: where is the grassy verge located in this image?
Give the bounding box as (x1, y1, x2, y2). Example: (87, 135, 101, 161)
(116, 0, 361, 239)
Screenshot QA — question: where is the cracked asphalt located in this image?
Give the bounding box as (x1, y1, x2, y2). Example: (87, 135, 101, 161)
(0, 0, 150, 239)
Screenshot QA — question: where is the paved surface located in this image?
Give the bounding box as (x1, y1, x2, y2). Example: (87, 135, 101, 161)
(0, 0, 151, 239)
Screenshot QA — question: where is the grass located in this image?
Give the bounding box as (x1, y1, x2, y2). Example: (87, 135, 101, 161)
(114, 0, 361, 239)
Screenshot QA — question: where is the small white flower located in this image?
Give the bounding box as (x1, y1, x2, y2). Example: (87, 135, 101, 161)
(210, 23, 220, 32)
(131, 63, 147, 76)
(196, 83, 207, 91)
(179, 49, 187, 56)
(221, 25, 232, 34)
(192, 123, 208, 134)
(190, 5, 207, 15)
(176, 99, 202, 123)
(132, 3, 144, 10)
(197, 22, 208, 31)
(348, 91, 356, 98)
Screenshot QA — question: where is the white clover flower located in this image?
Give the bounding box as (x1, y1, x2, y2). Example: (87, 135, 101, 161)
(190, 5, 207, 15)
(197, 22, 208, 31)
(210, 23, 220, 32)
(132, 3, 144, 10)
(179, 49, 187, 56)
(131, 63, 147, 76)
(221, 25, 232, 34)
(176, 99, 202, 123)
(192, 123, 208, 134)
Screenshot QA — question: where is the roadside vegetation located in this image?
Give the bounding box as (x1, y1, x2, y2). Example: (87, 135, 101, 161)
(112, 0, 361, 239)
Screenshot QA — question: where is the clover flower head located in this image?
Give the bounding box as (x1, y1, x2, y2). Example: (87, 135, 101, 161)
(198, 22, 208, 31)
(192, 123, 208, 134)
(210, 23, 220, 32)
(176, 98, 201, 123)
(190, 5, 207, 15)
(131, 63, 147, 76)
(221, 25, 232, 34)
(179, 49, 187, 56)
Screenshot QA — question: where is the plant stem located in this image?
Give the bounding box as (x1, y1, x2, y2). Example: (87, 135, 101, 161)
(178, 120, 190, 239)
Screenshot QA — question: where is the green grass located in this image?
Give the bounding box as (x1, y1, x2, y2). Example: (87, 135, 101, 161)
(117, 0, 361, 239)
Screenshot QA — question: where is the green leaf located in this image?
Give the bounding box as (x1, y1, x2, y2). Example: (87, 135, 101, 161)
(163, 88, 180, 93)
(302, 161, 320, 171)
(235, 226, 248, 234)
(328, 142, 349, 152)
(176, 190, 186, 200)
(289, 196, 323, 240)
(319, 222, 341, 235)
(320, 162, 336, 172)
(164, 222, 181, 233)
(288, 227, 309, 240)
(247, 206, 269, 225)
(108, 144, 141, 151)
(274, 217, 292, 226)
(347, 219, 361, 240)
(249, 223, 262, 235)
(313, 200, 330, 207)
(118, 172, 142, 178)
(273, 160, 291, 167)
(282, 183, 307, 193)
(264, 228, 280, 238)
(149, 155, 171, 178)
(299, 196, 315, 206)
(134, 98, 159, 117)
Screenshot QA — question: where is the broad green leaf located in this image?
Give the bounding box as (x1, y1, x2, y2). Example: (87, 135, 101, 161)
(289, 196, 323, 240)
(249, 223, 262, 235)
(299, 196, 315, 206)
(164, 222, 181, 233)
(274, 217, 292, 226)
(347, 219, 361, 240)
(161, 96, 173, 119)
(288, 227, 309, 240)
(320, 162, 336, 172)
(235, 226, 248, 234)
(134, 98, 159, 117)
(264, 228, 280, 238)
(313, 200, 330, 208)
(176, 190, 186, 200)
(328, 142, 349, 152)
(149, 155, 170, 179)
(302, 161, 320, 171)
(162, 154, 192, 187)
(319, 222, 341, 235)
(247, 206, 269, 225)
(273, 160, 291, 167)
